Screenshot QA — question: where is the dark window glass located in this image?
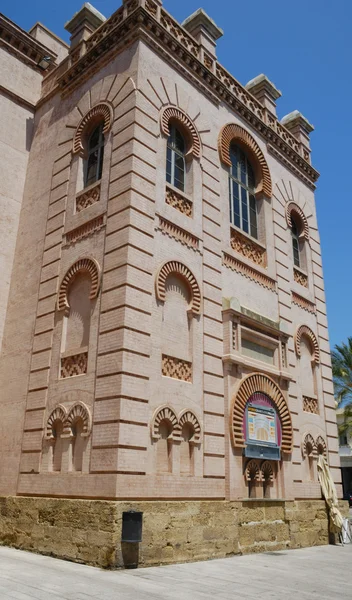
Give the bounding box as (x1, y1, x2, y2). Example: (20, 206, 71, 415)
(84, 123, 104, 188)
(229, 144, 258, 238)
(291, 216, 301, 268)
(166, 125, 186, 192)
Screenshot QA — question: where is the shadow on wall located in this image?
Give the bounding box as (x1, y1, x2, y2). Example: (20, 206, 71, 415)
(26, 117, 34, 152)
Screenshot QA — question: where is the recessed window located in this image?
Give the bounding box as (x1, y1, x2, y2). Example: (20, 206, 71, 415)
(229, 144, 257, 239)
(166, 124, 186, 192)
(84, 123, 104, 188)
(291, 215, 301, 268)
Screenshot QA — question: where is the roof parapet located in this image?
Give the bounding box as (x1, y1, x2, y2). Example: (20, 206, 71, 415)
(246, 74, 281, 116)
(182, 8, 223, 60)
(65, 3, 106, 49)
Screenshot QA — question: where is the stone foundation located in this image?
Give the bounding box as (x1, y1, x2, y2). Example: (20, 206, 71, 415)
(0, 497, 348, 568)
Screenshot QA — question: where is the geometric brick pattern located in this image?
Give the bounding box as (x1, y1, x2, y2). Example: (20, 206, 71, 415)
(73, 102, 113, 155)
(157, 216, 199, 251)
(60, 351, 88, 378)
(218, 123, 272, 198)
(294, 267, 308, 288)
(161, 354, 192, 383)
(230, 227, 267, 267)
(292, 292, 316, 314)
(75, 182, 101, 213)
(231, 373, 293, 454)
(160, 105, 201, 158)
(165, 186, 193, 217)
(303, 396, 319, 415)
(223, 252, 276, 291)
(65, 215, 104, 245)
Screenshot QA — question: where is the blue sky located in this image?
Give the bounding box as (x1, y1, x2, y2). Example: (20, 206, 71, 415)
(3, 0, 351, 350)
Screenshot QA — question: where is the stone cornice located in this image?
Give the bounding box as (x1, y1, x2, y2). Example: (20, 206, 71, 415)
(0, 13, 57, 71)
(51, 2, 319, 188)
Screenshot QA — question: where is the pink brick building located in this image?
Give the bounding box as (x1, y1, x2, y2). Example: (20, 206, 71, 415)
(0, 1, 342, 563)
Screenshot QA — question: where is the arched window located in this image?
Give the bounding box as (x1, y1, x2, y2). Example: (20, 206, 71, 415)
(166, 124, 186, 192)
(180, 422, 195, 476)
(71, 418, 85, 472)
(229, 144, 258, 239)
(84, 123, 104, 188)
(156, 419, 173, 473)
(52, 420, 64, 472)
(291, 215, 301, 268)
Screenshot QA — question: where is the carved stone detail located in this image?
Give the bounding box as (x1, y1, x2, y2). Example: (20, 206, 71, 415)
(145, 0, 158, 16)
(126, 0, 139, 14)
(223, 252, 276, 292)
(162, 355, 192, 382)
(294, 267, 308, 288)
(230, 228, 267, 267)
(76, 182, 101, 213)
(165, 186, 193, 216)
(295, 325, 320, 364)
(231, 373, 293, 454)
(60, 352, 88, 378)
(292, 292, 316, 314)
(161, 106, 201, 158)
(219, 123, 272, 198)
(303, 396, 319, 415)
(160, 11, 199, 57)
(156, 261, 201, 315)
(65, 215, 105, 246)
(157, 216, 199, 251)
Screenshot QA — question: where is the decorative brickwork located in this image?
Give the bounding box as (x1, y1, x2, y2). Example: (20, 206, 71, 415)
(178, 410, 201, 444)
(125, 0, 139, 14)
(73, 103, 113, 155)
(162, 355, 192, 382)
(161, 106, 201, 158)
(65, 215, 105, 246)
(261, 460, 275, 482)
(316, 435, 327, 457)
(156, 261, 201, 315)
(218, 123, 272, 198)
(245, 459, 261, 482)
(75, 182, 101, 213)
(58, 258, 101, 313)
(145, 0, 158, 16)
(165, 185, 193, 216)
(294, 267, 308, 288)
(66, 402, 92, 437)
(292, 292, 316, 314)
(151, 405, 180, 440)
(230, 228, 267, 267)
(302, 433, 316, 458)
(231, 373, 293, 454)
(160, 10, 199, 58)
(60, 351, 88, 378)
(286, 202, 310, 241)
(303, 396, 319, 415)
(45, 405, 67, 439)
(157, 216, 199, 251)
(223, 252, 276, 291)
(295, 325, 320, 364)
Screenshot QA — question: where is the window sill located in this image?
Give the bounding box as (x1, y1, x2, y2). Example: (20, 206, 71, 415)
(223, 352, 293, 381)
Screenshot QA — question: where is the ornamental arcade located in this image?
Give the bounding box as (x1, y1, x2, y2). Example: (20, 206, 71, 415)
(0, 1, 342, 566)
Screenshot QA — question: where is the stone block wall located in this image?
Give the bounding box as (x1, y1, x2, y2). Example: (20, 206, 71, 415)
(0, 497, 348, 569)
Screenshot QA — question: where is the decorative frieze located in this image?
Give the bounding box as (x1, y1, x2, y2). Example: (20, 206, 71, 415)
(292, 292, 316, 314)
(64, 215, 105, 246)
(294, 267, 308, 288)
(162, 355, 192, 382)
(145, 0, 158, 16)
(61, 352, 88, 378)
(223, 252, 276, 292)
(303, 396, 319, 415)
(230, 228, 267, 267)
(160, 10, 199, 57)
(157, 216, 200, 252)
(165, 186, 193, 217)
(75, 182, 101, 213)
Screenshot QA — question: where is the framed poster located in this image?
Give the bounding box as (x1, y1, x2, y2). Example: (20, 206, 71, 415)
(247, 404, 277, 445)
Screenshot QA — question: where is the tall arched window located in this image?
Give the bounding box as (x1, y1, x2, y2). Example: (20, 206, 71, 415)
(166, 124, 186, 192)
(52, 420, 64, 473)
(84, 123, 104, 188)
(229, 144, 258, 239)
(71, 418, 85, 473)
(291, 215, 301, 268)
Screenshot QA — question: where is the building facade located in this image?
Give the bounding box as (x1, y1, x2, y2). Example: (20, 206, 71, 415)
(0, 1, 344, 566)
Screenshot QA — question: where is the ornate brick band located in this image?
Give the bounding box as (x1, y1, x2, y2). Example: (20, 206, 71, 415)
(160, 106, 201, 158)
(218, 123, 272, 197)
(295, 325, 320, 364)
(61, 351, 88, 378)
(162, 355, 192, 382)
(156, 261, 201, 315)
(157, 216, 199, 251)
(58, 258, 101, 313)
(73, 102, 113, 155)
(231, 373, 293, 454)
(292, 292, 316, 314)
(223, 252, 276, 291)
(286, 202, 309, 240)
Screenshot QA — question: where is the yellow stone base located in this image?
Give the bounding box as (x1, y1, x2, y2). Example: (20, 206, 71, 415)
(0, 497, 349, 568)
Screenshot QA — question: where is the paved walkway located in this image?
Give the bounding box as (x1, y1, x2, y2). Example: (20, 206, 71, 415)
(0, 544, 351, 599)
